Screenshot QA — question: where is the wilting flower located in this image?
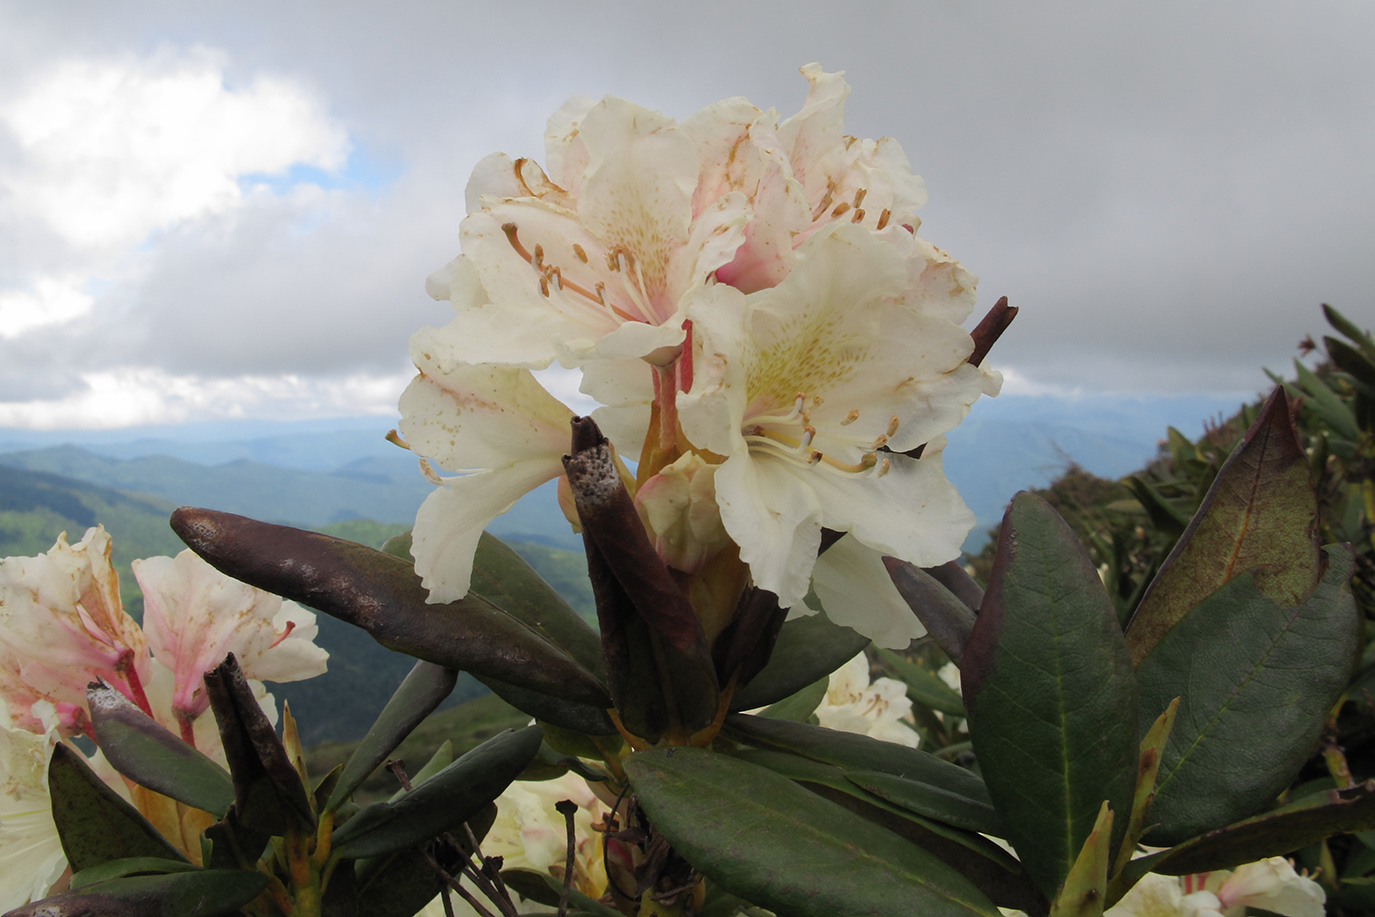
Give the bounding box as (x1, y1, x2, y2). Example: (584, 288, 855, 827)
(0, 527, 150, 735)
(0, 701, 66, 912)
(0, 529, 331, 898)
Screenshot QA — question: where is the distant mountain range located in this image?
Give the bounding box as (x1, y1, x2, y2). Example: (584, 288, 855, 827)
(0, 390, 1254, 743)
(0, 390, 1253, 553)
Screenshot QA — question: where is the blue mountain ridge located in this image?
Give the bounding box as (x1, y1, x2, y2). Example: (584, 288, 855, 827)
(0, 391, 1251, 553)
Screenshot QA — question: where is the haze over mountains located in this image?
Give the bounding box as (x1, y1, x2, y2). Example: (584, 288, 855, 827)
(0, 390, 1253, 741)
(0, 390, 1252, 550)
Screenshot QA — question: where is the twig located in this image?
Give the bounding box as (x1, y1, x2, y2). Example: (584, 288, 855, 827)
(556, 799, 578, 916)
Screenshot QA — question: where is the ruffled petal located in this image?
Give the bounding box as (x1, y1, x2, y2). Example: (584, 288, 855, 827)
(813, 536, 927, 649)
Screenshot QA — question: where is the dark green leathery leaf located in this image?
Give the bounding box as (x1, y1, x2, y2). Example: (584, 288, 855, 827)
(48, 744, 188, 872)
(331, 725, 541, 859)
(6, 870, 269, 917)
(326, 660, 458, 812)
(1135, 547, 1359, 844)
(961, 492, 1137, 899)
(729, 612, 869, 711)
(625, 747, 999, 917)
(87, 681, 235, 818)
(1125, 387, 1321, 666)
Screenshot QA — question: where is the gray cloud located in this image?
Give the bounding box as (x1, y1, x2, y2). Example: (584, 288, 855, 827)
(1, 0, 1371, 420)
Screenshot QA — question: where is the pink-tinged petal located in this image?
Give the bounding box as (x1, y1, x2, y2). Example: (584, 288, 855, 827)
(813, 537, 927, 649)
(0, 527, 149, 730)
(136, 551, 328, 724)
(1214, 859, 1325, 917)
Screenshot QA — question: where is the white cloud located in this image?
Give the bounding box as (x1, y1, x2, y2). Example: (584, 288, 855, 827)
(0, 367, 410, 430)
(0, 277, 94, 338)
(0, 45, 350, 252)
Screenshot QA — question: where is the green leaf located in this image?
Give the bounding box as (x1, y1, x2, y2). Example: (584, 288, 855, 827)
(48, 744, 188, 872)
(1139, 777, 1375, 876)
(1324, 303, 1375, 359)
(501, 869, 624, 916)
(723, 714, 995, 817)
(478, 673, 618, 735)
(1134, 547, 1359, 844)
(1326, 336, 1375, 389)
(729, 613, 870, 711)
(757, 675, 827, 722)
(846, 771, 1003, 836)
(874, 647, 965, 717)
(331, 725, 542, 859)
(625, 747, 1000, 917)
(87, 682, 235, 818)
(726, 747, 1040, 913)
(469, 531, 606, 680)
(961, 492, 1138, 899)
(69, 858, 201, 890)
(327, 660, 458, 812)
(883, 558, 977, 664)
(354, 849, 446, 917)
(1126, 387, 1321, 665)
(1294, 359, 1361, 440)
(8, 870, 270, 917)
(170, 507, 611, 709)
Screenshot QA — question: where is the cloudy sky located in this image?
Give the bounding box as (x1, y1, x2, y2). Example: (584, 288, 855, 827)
(0, 1, 1370, 429)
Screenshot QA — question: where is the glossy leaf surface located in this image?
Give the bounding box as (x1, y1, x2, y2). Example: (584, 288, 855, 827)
(331, 725, 541, 858)
(327, 660, 458, 812)
(729, 613, 869, 711)
(87, 682, 235, 818)
(8, 870, 269, 917)
(48, 744, 188, 872)
(1126, 388, 1321, 665)
(626, 747, 1000, 917)
(1135, 547, 1359, 844)
(962, 493, 1137, 899)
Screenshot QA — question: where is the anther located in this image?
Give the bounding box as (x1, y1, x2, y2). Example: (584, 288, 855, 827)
(871, 434, 888, 449)
(532, 244, 544, 268)
(852, 188, 868, 209)
(851, 208, 865, 223)
(800, 425, 816, 449)
(831, 202, 852, 218)
(887, 415, 900, 437)
(539, 276, 550, 297)
(876, 209, 891, 230)
(549, 267, 563, 291)
(595, 281, 607, 305)
(875, 457, 892, 478)
(840, 409, 860, 426)
(812, 395, 824, 407)
(808, 451, 824, 465)
(573, 243, 588, 263)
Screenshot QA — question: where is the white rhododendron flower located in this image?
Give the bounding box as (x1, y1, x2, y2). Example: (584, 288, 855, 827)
(0, 527, 149, 735)
(481, 771, 609, 901)
(137, 550, 327, 731)
(404, 64, 995, 647)
(815, 652, 920, 747)
(0, 701, 66, 911)
(678, 224, 980, 610)
(1102, 860, 1325, 917)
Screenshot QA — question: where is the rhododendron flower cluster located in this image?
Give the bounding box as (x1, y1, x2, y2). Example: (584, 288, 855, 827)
(0, 527, 329, 906)
(403, 64, 998, 647)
